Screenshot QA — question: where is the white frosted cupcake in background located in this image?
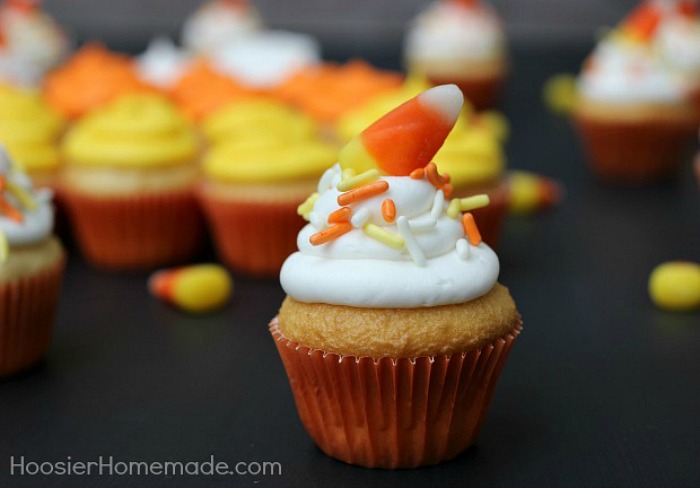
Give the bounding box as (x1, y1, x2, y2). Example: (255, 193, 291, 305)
(404, 0, 507, 110)
(0, 0, 71, 87)
(181, 0, 262, 56)
(135, 37, 193, 92)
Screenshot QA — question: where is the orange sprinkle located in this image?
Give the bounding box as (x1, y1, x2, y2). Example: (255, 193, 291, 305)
(309, 222, 353, 246)
(442, 183, 453, 199)
(442, 173, 451, 184)
(410, 168, 425, 179)
(381, 199, 396, 223)
(0, 199, 23, 223)
(426, 162, 446, 189)
(337, 181, 389, 206)
(462, 212, 482, 246)
(328, 207, 352, 224)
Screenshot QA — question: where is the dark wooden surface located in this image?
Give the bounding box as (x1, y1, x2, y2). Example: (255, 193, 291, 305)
(0, 44, 699, 487)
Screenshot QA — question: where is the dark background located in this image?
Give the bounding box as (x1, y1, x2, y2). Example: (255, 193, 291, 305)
(1, 2, 700, 487)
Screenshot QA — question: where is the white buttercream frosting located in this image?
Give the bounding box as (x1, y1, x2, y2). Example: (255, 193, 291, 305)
(136, 37, 192, 89)
(656, 16, 700, 76)
(0, 146, 53, 247)
(404, 1, 505, 63)
(181, 0, 262, 55)
(210, 31, 320, 89)
(281, 164, 500, 308)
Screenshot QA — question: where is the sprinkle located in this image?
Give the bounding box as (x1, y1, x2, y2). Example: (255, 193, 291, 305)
(317, 166, 338, 193)
(430, 189, 444, 221)
(350, 207, 371, 228)
(397, 216, 426, 266)
(6, 181, 37, 210)
(456, 238, 470, 260)
(337, 180, 389, 206)
(341, 168, 357, 181)
(381, 199, 396, 223)
(442, 183, 453, 199)
(363, 224, 405, 249)
(447, 199, 461, 219)
(462, 212, 482, 246)
(337, 169, 380, 192)
(310, 222, 353, 246)
(297, 192, 319, 220)
(0, 199, 22, 223)
(458, 194, 490, 212)
(309, 211, 326, 230)
(0, 230, 7, 264)
(426, 162, 447, 189)
(328, 207, 352, 223)
(410, 168, 425, 179)
(407, 217, 437, 233)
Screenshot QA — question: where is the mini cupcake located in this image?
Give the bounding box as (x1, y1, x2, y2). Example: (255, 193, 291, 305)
(0, 83, 64, 189)
(43, 43, 150, 120)
(61, 94, 202, 270)
(198, 100, 337, 276)
(181, 0, 262, 56)
(0, 145, 64, 377)
(272, 85, 521, 468)
(573, 2, 698, 182)
(134, 37, 193, 93)
(404, 0, 507, 110)
(0, 0, 71, 87)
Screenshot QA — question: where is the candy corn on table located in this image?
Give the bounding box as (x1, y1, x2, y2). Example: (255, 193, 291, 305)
(0, 44, 698, 488)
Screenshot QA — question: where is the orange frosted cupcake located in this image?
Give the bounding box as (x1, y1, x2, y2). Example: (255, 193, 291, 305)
(272, 85, 521, 468)
(43, 43, 150, 120)
(61, 94, 203, 270)
(0, 146, 65, 377)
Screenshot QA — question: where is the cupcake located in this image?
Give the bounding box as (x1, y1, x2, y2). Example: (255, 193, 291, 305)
(61, 94, 203, 270)
(181, 0, 262, 56)
(0, 145, 64, 377)
(198, 99, 337, 276)
(573, 3, 698, 181)
(0, 83, 64, 189)
(134, 37, 192, 93)
(43, 43, 150, 120)
(404, 0, 507, 111)
(272, 85, 521, 468)
(0, 0, 70, 87)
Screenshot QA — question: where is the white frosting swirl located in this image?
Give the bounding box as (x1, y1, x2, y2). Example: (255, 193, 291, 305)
(281, 164, 500, 308)
(0, 147, 53, 247)
(404, 1, 505, 63)
(136, 37, 192, 89)
(656, 17, 700, 77)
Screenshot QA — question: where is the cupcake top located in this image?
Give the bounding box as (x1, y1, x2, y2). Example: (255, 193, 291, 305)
(63, 94, 197, 167)
(0, 144, 53, 251)
(0, 0, 70, 87)
(181, 0, 262, 56)
(43, 44, 149, 119)
(404, 0, 506, 64)
(0, 83, 64, 173)
(135, 37, 192, 90)
(655, 4, 700, 78)
(281, 85, 500, 308)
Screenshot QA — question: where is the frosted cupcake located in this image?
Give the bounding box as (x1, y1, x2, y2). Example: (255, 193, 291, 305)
(61, 94, 202, 270)
(574, 4, 697, 181)
(404, 0, 507, 110)
(272, 85, 521, 468)
(135, 37, 192, 92)
(0, 145, 64, 377)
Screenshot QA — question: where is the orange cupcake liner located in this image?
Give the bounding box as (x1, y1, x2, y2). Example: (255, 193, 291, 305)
(0, 253, 65, 378)
(574, 114, 697, 182)
(63, 188, 204, 270)
(199, 193, 305, 277)
(427, 73, 506, 112)
(453, 180, 510, 248)
(270, 318, 521, 468)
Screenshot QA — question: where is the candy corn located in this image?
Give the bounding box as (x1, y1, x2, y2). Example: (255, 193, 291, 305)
(338, 84, 463, 176)
(621, 1, 662, 42)
(649, 262, 700, 312)
(508, 170, 563, 215)
(149, 264, 233, 313)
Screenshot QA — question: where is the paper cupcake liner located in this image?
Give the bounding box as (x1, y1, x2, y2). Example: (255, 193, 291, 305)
(199, 193, 305, 277)
(427, 74, 505, 112)
(0, 254, 65, 378)
(63, 188, 204, 270)
(453, 180, 509, 248)
(574, 114, 697, 182)
(270, 318, 521, 468)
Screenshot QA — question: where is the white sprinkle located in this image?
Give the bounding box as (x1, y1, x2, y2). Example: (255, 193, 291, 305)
(407, 217, 436, 233)
(309, 211, 326, 230)
(456, 238, 470, 260)
(397, 216, 426, 267)
(430, 189, 444, 221)
(350, 207, 371, 228)
(317, 165, 338, 193)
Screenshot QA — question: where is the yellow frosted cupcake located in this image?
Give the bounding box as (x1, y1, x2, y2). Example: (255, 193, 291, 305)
(61, 94, 202, 270)
(198, 103, 337, 275)
(0, 84, 65, 189)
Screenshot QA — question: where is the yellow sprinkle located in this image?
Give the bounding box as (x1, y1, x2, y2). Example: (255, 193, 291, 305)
(6, 181, 37, 211)
(0, 231, 7, 264)
(341, 168, 357, 181)
(337, 168, 380, 192)
(297, 192, 319, 221)
(459, 194, 490, 212)
(447, 199, 461, 219)
(363, 224, 405, 249)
